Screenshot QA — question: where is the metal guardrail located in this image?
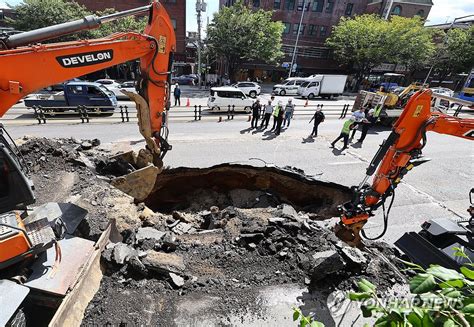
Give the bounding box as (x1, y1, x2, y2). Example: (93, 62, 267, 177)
(2, 102, 472, 125)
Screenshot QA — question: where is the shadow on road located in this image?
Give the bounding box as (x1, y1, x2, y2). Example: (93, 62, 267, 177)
(302, 136, 315, 144)
(239, 127, 253, 134)
(331, 147, 346, 156)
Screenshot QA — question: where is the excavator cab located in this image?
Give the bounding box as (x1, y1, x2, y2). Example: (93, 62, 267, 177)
(0, 125, 35, 212)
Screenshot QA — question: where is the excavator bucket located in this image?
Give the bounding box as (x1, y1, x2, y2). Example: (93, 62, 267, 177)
(109, 151, 160, 202)
(107, 91, 165, 202)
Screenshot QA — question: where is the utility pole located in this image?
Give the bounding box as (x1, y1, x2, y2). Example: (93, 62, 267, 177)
(383, 0, 394, 20)
(288, 0, 307, 78)
(196, 0, 206, 89)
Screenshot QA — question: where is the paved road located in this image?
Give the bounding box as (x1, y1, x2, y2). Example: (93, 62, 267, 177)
(8, 116, 473, 245)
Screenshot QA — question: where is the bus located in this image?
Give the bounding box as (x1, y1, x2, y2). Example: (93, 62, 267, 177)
(459, 69, 474, 102)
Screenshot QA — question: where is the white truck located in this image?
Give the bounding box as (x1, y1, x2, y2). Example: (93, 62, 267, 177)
(298, 74, 347, 99)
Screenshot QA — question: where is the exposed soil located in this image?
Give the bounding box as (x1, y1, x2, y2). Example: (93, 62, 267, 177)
(17, 137, 407, 326)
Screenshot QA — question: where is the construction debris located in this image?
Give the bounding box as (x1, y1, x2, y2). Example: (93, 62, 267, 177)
(17, 137, 407, 326)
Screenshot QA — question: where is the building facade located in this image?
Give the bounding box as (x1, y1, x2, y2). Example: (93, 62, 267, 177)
(219, 0, 433, 80)
(75, 0, 186, 63)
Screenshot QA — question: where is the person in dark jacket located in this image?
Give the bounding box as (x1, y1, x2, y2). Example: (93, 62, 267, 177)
(173, 84, 181, 106)
(251, 98, 261, 129)
(309, 107, 325, 137)
(356, 108, 377, 144)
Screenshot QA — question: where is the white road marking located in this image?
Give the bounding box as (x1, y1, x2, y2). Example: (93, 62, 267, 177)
(328, 161, 363, 165)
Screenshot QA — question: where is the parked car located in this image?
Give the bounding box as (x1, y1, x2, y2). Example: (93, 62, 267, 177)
(232, 82, 261, 98)
(430, 87, 454, 97)
(24, 81, 117, 114)
(272, 78, 308, 96)
(95, 79, 136, 100)
(208, 87, 254, 113)
(172, 75, 196, 85)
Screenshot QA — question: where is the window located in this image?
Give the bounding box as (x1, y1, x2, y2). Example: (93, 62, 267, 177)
(87, 86, 103, 96)
(312, 0, 324, 12)
(285, 0, 295, 10)
(392, 5, 402, 15)
(297, 0, 310, 11)
(345, 3, 354, 16)
(308, 24, 318, 36)
(273, 0, 281, 9)
(283, 22, 291, 34)
(309, 82, 319, 87)
(293, 23, 305, 35)
(325, 0, 334, 13)
(171, 19, 177, 30)
(252, 0, 260, 7)
(295, 80, 305, 86)
(416, 9, 425, 17)
(320, 26, 327, 37)
(68, 85, 83, 95)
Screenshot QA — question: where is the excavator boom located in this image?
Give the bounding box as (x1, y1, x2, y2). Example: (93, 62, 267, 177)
(337, 89, 474, 246)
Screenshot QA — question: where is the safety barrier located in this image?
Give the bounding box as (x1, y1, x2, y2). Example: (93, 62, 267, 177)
(4, 102, 472, 126)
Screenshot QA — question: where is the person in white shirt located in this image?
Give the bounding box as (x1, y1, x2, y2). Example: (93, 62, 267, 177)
(260, 99, 273, 129)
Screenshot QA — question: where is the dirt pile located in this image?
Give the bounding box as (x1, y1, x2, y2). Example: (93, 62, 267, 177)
(83, 197, 404, 325)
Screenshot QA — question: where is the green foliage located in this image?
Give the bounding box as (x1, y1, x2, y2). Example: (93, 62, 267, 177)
(206, 0, 284, 78)
(348, 247, 474, 327)
(292, 307, 325, 327)
(6, 0, 146, 42)
(326, 14, 435, 87)
(431, 26, 474, 81)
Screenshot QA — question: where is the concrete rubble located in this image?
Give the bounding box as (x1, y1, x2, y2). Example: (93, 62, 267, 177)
(17, 137, 407, 327)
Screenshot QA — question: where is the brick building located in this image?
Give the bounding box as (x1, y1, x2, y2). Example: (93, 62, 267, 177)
(219, 0, 433, 80)
(365, 0, 432, 19)
(75, 0, 186, 63)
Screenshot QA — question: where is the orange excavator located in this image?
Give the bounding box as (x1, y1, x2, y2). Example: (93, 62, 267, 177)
(0, 2, 175, 325)
(336, 88, 474, 268)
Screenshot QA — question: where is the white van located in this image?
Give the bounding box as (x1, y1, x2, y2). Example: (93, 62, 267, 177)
(208, 87, 255, 113)
(272, 78, 309, 96)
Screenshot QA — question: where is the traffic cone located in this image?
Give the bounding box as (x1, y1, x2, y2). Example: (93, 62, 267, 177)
(304, 99, 308, 107)
(186, 98, 190, 107)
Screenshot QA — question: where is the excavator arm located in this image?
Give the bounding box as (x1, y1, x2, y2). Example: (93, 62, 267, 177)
(0, 1, 176, 164)
(337, 89, 474, 246)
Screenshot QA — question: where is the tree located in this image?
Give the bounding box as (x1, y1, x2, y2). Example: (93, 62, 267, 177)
(7, 0, 90, 41)
(431, 26, 474, 84)
(207, 0, 284, 80)
(388, 16, 435, 81)
(7, 0, 146, 42)
(326, 15, 436, 90)
(326, 15, 391, 90)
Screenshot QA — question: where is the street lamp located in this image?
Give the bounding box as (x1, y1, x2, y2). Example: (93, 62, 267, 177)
(288, 0, 308, 78)
(196, 0, 207, 89)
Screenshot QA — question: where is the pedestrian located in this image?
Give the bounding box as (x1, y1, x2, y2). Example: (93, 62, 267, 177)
(309, 107, 325, 137)
(251, 98, 261, 129)
(356, 108, 377, 144)
(283, 98, 295, 128)
(173, 83, 181, 106)
(331, 116, 356, 151)
(274, 101, 285, 135)
(349, 107, 365, 141)
(260, 99, 273, 129)
(270, 100, 282, 131)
